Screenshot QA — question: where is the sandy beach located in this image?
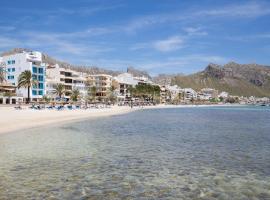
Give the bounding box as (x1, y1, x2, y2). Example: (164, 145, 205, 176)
(0, 106, 138, 134)
(0, 104, 236, 135)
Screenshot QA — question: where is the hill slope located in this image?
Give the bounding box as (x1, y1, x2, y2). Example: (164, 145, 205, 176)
(172, 62, 270, 97)
(1, 48, 150, 77)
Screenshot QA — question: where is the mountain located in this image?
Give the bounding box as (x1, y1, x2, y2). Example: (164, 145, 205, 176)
(171, 62, 270, 97)
(2, 48, 270, 97)
(127, 67, 151, 79)
(1, 48, 151, 77)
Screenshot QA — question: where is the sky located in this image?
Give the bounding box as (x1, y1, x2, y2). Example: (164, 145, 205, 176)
(0, 0, 270, 75)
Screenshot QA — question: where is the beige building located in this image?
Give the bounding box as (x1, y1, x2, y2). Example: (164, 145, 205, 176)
(86, 74, 112, 97)
(46, 64, 87, 100)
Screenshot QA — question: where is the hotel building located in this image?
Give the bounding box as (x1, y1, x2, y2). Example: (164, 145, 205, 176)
(0, 51, 46, 102)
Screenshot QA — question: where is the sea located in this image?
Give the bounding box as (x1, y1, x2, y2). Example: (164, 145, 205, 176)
(0, 106, 270, 199)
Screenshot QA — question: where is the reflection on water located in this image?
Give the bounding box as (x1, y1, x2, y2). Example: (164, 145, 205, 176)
(0, 106, 270, 199)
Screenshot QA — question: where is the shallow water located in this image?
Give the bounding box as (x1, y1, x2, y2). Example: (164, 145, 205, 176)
(0, 106, 270, 199)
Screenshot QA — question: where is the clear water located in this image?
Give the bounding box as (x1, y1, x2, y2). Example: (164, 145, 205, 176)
(0, 106, 270, 199)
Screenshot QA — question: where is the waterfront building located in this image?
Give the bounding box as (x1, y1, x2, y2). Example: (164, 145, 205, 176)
(181, 88, 197, 101)
(46, 64, 87, 100)
(218, 91, 229, 99)
(1, 51, 46, 102)
(197, 88, 219, 100)
(86, 74, 112, 98)
(113, 72, 154, 100)
(113, 73, 137, 100)
(0, 83, 23, 104)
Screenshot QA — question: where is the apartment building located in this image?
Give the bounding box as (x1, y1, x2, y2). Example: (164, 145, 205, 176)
(1, 51, 46, 102)
(113, 73, 154, 100)
(181, 88, 197, 100)
(46, 64, 87, 100)
(86, 74, 112, 98)
(197, 88, 219, 100)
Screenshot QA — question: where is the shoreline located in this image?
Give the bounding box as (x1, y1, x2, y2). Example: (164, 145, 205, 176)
(0, 104, 245, 135)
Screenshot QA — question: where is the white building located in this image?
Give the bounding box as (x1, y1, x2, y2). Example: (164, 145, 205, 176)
(198, 88, 219, 100)
(113, 73, 153, 99)
(181, 88, 197, 100)
(1, 51, 46, 101)
(46, 64, 87, 100)
(166, 85, 182, 100)
(218, 91, 229, 99)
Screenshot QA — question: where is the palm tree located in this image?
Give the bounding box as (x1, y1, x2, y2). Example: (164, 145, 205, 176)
(18, 70, 37, 104)
(88, 86, 96, 102)
(0, 62, 6, 84)
(0, 70, 5, 83)
(53, 83, 65, 100)
(106, 86, 116, 103)
(71, 89, 80, 102)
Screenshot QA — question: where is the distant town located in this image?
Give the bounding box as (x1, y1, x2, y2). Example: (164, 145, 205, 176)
(0, 50, 269, 107)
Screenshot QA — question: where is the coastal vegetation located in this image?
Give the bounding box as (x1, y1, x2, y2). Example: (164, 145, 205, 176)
(87, 86, 97, 102)
(18, 70, 37, 104)
(128, 84, 161, 103)
(71, 89, 80, 102)
(53, 83, 65, 100)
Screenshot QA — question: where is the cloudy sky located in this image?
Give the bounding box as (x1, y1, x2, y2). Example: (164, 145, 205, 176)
(0, 0, 270, 75)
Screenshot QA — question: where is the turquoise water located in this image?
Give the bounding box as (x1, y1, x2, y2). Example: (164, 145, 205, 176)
(0, 106, 270, 199)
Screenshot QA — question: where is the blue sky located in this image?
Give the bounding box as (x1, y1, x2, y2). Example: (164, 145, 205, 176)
(0, 0, 270, 75)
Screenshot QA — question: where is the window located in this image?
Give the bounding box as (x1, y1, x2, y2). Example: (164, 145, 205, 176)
(38, 90, 43, 95)
(38, 75, 44, 82)
(38, 83, 44, 89)
(12, 60, 15, 64)
(32, 90, 37, 95)
(32, 75, 37, 80)
(38, 68, 43, 74)
(7, 61, 11, 65)
(33, 84, 37, 89)
(32, 67, 37, 73)
(12, 83, 15, 86)
(8, 68, 15, 72)
(8, 75, 14, 80)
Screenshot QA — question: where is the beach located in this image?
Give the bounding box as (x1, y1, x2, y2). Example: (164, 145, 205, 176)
(0, 104, 240, 135)
(0, 106, 136, 134)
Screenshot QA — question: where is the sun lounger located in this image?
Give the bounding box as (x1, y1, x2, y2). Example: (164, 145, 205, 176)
(14, 106, 22, 110)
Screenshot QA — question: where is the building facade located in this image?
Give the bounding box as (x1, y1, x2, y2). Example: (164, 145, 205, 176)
(86, 74, 112, 98)
(1, 51, 46, 102)
(46, 64, 87, 100)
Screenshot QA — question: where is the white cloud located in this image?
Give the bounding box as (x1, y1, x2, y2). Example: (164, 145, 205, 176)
(183, 27, 208, 36)
(153, 36, 184, 52)
(124, 1, 270, 33)
(196, 1, 270, 18)
(130, 36, 185, 52)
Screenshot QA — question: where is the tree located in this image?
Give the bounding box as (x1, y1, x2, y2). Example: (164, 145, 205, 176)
(71, 89, 80, 102)
(53, 83, 65, 100)
(18, 70, 37, 104)
(0, 62, 6, 84)
(42, 95, 51, 103)
(106, 86, 117, 104)
(127, 85, 134, 98)
(0, 69, 5, 83)
(87, 86, 97, 102)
